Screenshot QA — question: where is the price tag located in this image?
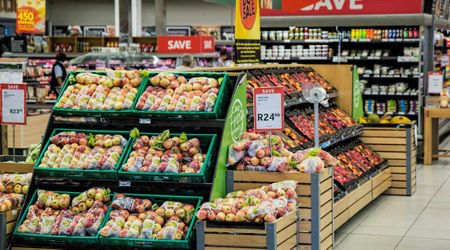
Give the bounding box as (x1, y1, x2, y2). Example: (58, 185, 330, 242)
(119, 181, 131, 187)
(428, 72, 444, 94)
(139, 118, 151, 124)
(253, 87, 284, 132)
(0, 83, 26, 125)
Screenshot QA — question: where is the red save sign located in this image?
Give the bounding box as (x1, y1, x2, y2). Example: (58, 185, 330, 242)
(157, 36, 215, 53)
(253, 87, 284, 132)
(261, 0, 422, 16)
(0, 83, 27, 125)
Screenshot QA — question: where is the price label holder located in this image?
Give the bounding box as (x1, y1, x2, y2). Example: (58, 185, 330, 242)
(119, 181, 131, 187)
(253, 87, 284, 132)
(1, 83, 26, 125)
(139, 118, 151, 124)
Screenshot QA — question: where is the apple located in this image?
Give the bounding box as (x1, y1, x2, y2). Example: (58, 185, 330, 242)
(285, 188, 296, 199)
(225, 213, 236, 222)
(207, 211, 216, 221)
(59, 198, 69, 209)
(155, 207, 165, 217)
(13, 184, 22, 194)
(95, 193, 104, 201)
(221, 205, 232, 214)
(197, 209, 207, 220)
(264, 214, 276, 223)
(276, 189, 286, 197)
(104, 139, 113, 148)
(85, 198, 94, 208)
(216, 212, 226, 221)
(267, 191, 277, 199)
(51, 199, 60, 210)
(165, 208, 175, 218)
(0, 204, 7, 212)
(176, 208, 186, 219)
(78, 202, 87, 212)
(87, 188, 96, 198)
(250, 157, 260, 166)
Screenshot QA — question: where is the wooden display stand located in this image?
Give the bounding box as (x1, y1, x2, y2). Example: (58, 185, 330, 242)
(334, 167, 391, 230)
(361, 124, 416, 195)
(226, 168, 334, 250)
(424, 107, 450, 165)
(0, 162, 34, 249)
(196, 210, 298, 250)
(6, 114, 50, 149)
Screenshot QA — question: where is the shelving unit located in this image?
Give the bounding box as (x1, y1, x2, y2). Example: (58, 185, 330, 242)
(10, 71, 247, 249)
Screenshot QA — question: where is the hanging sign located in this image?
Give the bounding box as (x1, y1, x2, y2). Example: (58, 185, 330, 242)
(428, 72, 444, 94)
(0, 83, 27, 125)
(253, 87, 284, 132)
(261, 0, 422, 16)
(235, 0, 261, 64)
(16, 0, 46, 34)
(157, 36, 215, 53)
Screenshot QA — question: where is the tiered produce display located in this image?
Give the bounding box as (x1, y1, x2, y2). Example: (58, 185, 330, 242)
(12, 68, 238, 249)
(244, 66, 387, 201)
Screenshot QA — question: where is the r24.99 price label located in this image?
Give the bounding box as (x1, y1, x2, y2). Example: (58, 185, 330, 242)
(257, 112, 281, 122)
(253, 87, 284, 132)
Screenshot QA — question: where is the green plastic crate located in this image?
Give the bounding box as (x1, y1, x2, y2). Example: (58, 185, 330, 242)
(13, 189, 113, 246)
(133, 72, 230, 119)
(98, 193, 203, 249)
(33, 128, 131, 180)
(117, 133, 217, 183)
(52, 71, 149, 117)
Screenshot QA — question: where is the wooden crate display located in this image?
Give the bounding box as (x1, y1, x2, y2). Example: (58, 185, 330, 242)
(372, 168, 392, 200)
(361, 124, 416, 196)
(226, 168, 334, 250)
(196, 210, 298, 250)
(334, 167, 392, 231)
(0, 162, 34, 248)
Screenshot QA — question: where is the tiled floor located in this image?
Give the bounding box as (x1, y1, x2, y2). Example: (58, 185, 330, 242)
(335, 159, 450, 250)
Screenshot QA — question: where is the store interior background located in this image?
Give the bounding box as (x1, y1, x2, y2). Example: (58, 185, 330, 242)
(1, 0, 450, 249)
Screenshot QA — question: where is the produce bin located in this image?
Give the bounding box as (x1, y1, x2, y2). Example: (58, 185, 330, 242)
(13, 190, 113, 246)
(117, 133, 217, 183)
(226, 168, 334, 250)
(196, 210, 298, 250)
(52, 71, 149, 117)
(133, 72, 230, 119)
(33, 128, 131, 180)
(98, 193, 203, 249)
(0, 160, 34, 248)
(361, 123, 416, 196)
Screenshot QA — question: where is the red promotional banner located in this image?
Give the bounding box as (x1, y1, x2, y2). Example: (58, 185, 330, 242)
(261, 0, 423, 16)
(157, 36, 215, 54)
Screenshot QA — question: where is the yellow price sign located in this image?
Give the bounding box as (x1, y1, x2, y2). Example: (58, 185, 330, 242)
(17, 9, 35, 22)
(16, 0, 46, 34)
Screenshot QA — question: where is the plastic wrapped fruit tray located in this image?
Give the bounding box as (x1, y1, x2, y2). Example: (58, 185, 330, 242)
(33, 128, 131, 180)
(117, 132, 217, 183)
(98, 193, 202, 249)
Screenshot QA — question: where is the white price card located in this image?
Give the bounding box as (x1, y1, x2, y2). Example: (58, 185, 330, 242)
(428, 72, 444, 94)
(0, 83, 27, 125)
(253, 87, 284, 132)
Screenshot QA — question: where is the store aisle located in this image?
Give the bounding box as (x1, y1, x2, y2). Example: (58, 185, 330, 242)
(335, 159, 450, 250)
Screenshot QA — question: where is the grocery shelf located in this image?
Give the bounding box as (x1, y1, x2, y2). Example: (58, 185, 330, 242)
(333, 56, 419, 63)
(215, 40, 234, 46)
(3, 52, 84, 58)
(341, 38, 420, 43)
(359, 74, 420, 80)
(261, 56, 332, 61)
(364, 112, 418, 117)
(261, 39, 339, 44)
(320, 126, 364, 150)
(362, 93, 419, 98)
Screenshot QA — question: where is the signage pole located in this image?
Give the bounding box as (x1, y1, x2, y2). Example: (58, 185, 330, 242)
(314, 102, 319, 148)
(12, 124, 16, 161)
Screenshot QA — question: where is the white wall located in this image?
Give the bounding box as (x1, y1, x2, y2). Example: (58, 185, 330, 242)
(48, 0, 234, 27)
